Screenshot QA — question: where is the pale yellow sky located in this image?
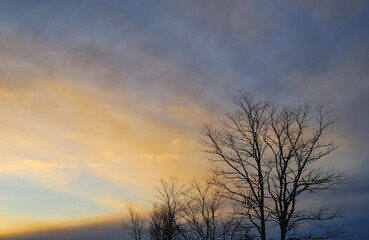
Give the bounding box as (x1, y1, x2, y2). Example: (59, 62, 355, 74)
(0, 78, 214, 235)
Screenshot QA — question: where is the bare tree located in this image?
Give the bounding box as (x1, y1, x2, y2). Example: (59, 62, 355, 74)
(181, 179, 253, 240)
(123, 202, 146, 240)
(201, 91, 346, 240)
(148, 176, 187, 240)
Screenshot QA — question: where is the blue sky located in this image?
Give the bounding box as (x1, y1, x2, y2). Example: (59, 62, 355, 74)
(0, 0, 368, 239)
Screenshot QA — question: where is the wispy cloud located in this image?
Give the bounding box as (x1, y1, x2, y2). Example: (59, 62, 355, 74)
(0, 159, 69, 173)
(140, 153, 181, 162)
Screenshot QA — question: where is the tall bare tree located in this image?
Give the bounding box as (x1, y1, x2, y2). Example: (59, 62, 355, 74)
(201, 91, 346, 240)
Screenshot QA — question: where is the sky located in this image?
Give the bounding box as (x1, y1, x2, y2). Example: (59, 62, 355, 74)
(0, 0, 368, 239)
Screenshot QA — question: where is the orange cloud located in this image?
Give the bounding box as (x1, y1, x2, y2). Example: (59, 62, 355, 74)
(0, 159, 68, 173)
(140, 152, 181, 162)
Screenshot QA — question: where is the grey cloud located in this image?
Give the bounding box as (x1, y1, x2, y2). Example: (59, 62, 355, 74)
(1, 1, 369, 238)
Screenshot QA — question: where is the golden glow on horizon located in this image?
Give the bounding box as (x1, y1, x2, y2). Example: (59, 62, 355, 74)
(0, 212, 124, 237)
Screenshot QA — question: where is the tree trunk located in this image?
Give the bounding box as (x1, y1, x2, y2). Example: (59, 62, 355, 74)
(280, 223, 287, 240)
(281, 231, 286, 240)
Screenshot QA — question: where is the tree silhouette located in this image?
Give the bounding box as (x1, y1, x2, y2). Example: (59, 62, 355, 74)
(148, 176, 186, 240)
(201, 91, 346, 240)
(123, 202, 146, 240)
(123, 176, 254, 240)
(181, 179, 254, 240)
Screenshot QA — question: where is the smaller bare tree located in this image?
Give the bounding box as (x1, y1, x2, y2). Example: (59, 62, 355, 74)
(123, 176, 255, 240)
(181, 179, 225, 239)
(148, 176, 187, 240)
(181, 179, 253, 240)
(123, 202, 146, 240)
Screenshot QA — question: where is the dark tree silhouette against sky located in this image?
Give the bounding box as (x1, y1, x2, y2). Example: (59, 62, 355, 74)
(201, 92, 346, 240)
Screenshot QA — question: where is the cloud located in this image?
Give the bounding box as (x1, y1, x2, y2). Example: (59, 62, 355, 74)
(139, 153, 181, 162)
(0, 159, 68, 173)
(171, 139, 194, 148)
(86, 163, 111, 168)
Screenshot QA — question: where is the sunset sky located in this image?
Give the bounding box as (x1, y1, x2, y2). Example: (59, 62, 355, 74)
(0, 0, 368, 239)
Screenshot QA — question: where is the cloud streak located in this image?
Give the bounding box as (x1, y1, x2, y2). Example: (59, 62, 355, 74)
(0, 159, 69, 173)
